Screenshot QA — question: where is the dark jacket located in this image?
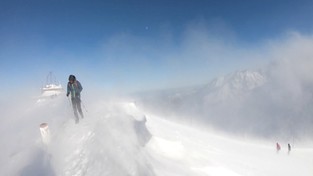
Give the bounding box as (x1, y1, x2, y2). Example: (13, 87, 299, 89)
(67, 80, 83, 99)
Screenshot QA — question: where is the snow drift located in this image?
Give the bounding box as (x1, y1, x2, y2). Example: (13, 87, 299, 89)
(1, 93, 313, 176)
(0, 96, 153, 176)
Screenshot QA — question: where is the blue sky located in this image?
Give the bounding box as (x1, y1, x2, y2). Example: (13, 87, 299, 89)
(1, 0, 313, 98)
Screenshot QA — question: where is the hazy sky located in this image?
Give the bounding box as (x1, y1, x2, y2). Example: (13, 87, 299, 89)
(1, 0, 313, 97)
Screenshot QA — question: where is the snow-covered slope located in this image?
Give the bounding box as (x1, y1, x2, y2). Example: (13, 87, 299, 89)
(1, 96, 313, 176)
(145, 113, 313, 176)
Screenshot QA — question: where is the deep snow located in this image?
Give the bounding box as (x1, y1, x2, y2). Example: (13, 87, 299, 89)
(1, 95, 312, 176)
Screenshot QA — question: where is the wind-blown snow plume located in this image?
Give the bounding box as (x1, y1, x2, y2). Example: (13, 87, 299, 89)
(137, 33, 313, 140)
(1, 86, 313, 176)
(49, 103, 154, 176)
(0, 95, 154, 176)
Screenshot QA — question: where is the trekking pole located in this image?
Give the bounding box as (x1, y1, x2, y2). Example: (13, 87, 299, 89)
(67, 97, 72, 108)
(81, 100, 88, 113)
(66, 97, 75, 120)
(67, 97, 74, 114)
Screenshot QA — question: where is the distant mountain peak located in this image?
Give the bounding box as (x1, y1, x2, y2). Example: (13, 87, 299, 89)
(208, 70, 266, 91)
(201, 70, 266, 102)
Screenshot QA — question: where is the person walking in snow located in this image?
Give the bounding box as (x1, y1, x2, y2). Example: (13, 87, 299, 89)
(66, 75, 84, 123)
(288, 143, 291, 154)
(276, 142, 281, 153)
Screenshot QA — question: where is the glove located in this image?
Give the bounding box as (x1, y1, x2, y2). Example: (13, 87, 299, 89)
(66, 93, 69, 97)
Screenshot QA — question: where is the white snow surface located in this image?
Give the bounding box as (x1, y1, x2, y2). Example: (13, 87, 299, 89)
(1, 96, 312, 176)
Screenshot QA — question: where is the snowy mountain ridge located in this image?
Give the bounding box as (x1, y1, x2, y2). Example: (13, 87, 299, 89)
(201, 70, 266, 102)
(163, 69, 266, 103)
(207, 70, 266, 91)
